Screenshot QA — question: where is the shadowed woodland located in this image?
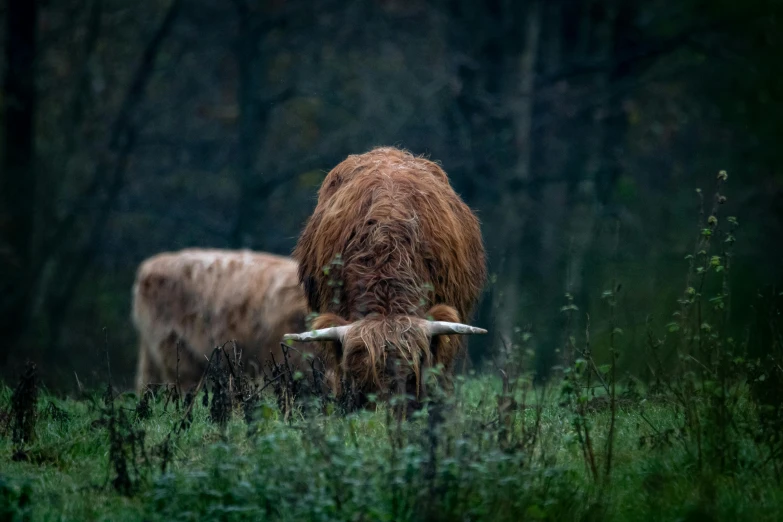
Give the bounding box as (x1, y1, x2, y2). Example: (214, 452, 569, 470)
(1, 0, 782, 390)
(2, 2, 783, 521)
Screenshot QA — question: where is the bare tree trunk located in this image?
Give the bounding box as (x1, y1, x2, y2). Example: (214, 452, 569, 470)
(229, 2, 294, 250)
(562, 0, 607, 363)
(597, 1, 635, 207)
(493, 0, 541, 355)
(0, 0, 38, 364)
(533, 1, 572, 371)
(230, 0, 260, 249)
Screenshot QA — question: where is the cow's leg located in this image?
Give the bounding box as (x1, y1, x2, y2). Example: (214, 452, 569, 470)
(135, 340, 163, 396)
(158, 332, 205, 393)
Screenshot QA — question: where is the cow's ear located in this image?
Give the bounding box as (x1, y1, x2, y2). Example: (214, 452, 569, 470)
(310, 313, 351, 367)
(424, 304, 460, 323)
(423, 304, 461, 371)
(311, 313, 351, 331)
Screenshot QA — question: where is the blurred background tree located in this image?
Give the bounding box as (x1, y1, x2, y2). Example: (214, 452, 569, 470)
(1, 0, 781, 390)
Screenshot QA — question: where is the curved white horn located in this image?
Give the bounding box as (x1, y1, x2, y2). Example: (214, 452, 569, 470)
(425, 321, 487, 336)
(283, 325, 351, 343)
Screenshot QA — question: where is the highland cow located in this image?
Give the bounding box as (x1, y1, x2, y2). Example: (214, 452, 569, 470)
(284, 147, 487, 408)
(133, 249, 316, 394)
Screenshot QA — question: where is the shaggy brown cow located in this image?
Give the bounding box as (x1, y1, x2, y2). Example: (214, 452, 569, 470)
(133, 249, 315, 394)
(284, 147, 487, 406)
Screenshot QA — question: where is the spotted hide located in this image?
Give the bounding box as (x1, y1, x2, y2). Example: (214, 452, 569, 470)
(132, 249, 316, 393)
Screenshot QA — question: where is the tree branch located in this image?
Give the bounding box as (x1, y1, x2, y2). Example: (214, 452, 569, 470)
(35, 0, 182, 282)
(40, 0, 182, 330)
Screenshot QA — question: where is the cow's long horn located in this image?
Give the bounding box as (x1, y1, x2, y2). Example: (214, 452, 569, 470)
(283, 325, 351, 343)
(424, 321, 487, 336)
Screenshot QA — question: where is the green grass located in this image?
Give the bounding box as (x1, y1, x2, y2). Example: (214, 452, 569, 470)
(4, 169, 776, 520)
(1, 373, 782, 522)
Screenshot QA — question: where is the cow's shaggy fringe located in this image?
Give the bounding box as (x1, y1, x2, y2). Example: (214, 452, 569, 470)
(294, 147, 486, 399)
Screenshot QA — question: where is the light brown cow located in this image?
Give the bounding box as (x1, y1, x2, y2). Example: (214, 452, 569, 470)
(132, 248, 315, 394)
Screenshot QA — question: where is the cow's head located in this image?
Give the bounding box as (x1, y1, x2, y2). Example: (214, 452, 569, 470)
(282, 304, 486, 410)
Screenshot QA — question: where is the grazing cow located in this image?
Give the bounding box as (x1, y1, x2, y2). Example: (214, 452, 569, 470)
(284, 147, 487, 407)
(132, 249, 315, 394)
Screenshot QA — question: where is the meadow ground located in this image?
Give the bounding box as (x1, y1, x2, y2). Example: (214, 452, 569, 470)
(2, 367, 782, 522)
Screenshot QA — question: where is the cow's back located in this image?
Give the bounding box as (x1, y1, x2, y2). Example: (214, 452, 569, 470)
(294, 148, 486, 323)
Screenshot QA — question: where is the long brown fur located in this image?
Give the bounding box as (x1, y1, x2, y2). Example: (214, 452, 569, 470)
(132, 249, 315, 393)
(293, 147, 486, 400)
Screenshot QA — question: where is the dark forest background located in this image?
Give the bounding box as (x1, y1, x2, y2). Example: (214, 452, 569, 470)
(1, 0, 781, 391)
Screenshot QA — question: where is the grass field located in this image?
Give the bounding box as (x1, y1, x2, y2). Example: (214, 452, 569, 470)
(5, 161, 777, 521)
(2, 363, 782, 522)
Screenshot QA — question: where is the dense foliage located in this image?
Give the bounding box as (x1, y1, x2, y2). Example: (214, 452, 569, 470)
(1, 0, 782, 388)
(2, 362, 783, 521)
(2, 203, 782, 519)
